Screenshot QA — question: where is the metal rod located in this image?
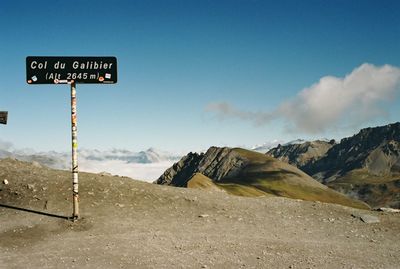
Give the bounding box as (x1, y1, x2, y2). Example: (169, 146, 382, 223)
(71, 82, 79, 220)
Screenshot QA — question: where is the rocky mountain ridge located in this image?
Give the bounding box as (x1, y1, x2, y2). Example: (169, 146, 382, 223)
(156, 147, 246, 186)
(156, 147, 368, 209)
(266, 122, 400, 208)
(267, 139, 336, 168)
(303, 122, 400, 181)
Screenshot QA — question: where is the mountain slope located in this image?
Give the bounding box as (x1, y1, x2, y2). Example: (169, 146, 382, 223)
(156, 147, 369, 209)
(266, 122, 400, 208)
(267, 140, 336, 168)
(307, 123, 400, 208)
(303, 122, 400, 181)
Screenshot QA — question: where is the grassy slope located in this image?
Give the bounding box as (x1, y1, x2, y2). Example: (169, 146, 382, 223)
(327, 169, 400, 208)
(214, 148, 370, 209)
(187, 173, 221, 191)
(187, 173, 269, 197)
(332, 168, 400, 184)
(216, 182, 271, 197)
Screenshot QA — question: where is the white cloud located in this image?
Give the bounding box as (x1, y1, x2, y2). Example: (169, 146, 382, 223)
(206, 63, 400, 134)
(78, 159, 174, 183)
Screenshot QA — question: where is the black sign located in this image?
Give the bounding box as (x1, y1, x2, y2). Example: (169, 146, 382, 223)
(26, 56, 117, 84)
(0, 111, 7, 125)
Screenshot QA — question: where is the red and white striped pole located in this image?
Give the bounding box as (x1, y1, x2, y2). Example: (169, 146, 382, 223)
(70, 81, 79, 221)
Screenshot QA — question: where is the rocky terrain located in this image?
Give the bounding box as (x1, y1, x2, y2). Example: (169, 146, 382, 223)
(267, 122, 400, 208)
(267, 140, 336, 168)
(156, 147, 368, 209)
(302, 122, 400, 182)
(1, 158, 399, 268)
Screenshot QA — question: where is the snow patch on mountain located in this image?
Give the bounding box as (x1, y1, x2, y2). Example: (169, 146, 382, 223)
(251, 140, 284, 153)
(283, 139, 307, 146)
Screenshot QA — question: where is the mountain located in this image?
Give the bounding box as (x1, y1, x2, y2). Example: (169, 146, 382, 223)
(267, 140, 336, 168)
(156, 146, 368, 209)
(79, 147, 180, 164)
(267, 122, 400, 208)
(303, 123, 400, 180)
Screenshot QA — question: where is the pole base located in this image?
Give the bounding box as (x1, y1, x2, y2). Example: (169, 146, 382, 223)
(70, 215, 79, 222)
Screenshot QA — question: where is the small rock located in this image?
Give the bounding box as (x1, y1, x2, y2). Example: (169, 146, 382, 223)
(352, 213, 380, 224)
(199, 214, 209, 218)
(377, 207, 400, 213)
(87, 191, 94, 195)
(115, 203, 125, 208)
(3, 179, 8, 185)
(27, 184, 36, 191)
(32, 161, 42, 168)
(201, 265, 208, 268)
(360, 215, 380, 224)
(185, 197, 197, 202)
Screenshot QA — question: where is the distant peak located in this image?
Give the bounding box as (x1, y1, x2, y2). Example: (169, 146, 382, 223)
(251, 140, 283, 153)
(283, 139, 307, 146)
(146, 147, 158, 152)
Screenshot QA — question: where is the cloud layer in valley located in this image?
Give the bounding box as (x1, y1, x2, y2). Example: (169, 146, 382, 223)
(206, 63, 400, 134)
(0, 140, 180, 183)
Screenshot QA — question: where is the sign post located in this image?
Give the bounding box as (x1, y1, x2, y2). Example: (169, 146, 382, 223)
(26, 56, 117, 221)
(71, 82, 79, 220)
(0, 111, 7, 125)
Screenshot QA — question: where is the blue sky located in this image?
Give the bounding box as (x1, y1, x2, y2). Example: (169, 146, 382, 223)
(1, 0, 400, 153)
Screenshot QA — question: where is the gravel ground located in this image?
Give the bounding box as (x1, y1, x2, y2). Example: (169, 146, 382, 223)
(0, 158, 399, 269)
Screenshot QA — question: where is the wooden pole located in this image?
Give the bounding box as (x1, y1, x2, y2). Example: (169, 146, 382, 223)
(71, 82, 79, 220)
